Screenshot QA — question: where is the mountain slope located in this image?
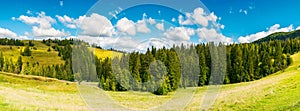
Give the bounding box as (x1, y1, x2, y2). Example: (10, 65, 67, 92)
(253, 30, 300, 43)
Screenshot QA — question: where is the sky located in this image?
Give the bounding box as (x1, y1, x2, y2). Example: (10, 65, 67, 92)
(0, 0, 300, 51)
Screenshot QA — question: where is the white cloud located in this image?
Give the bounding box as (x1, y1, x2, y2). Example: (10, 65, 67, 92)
(136, 19, 151, 33)
(116, 17, 136, 35)
(26, 10, 32, 15)
(206, 12, 218, 22)
(178, 7, 222, 28)
(156, 23, 164, 31)
(148, 17, 156, 25)
(297, 26, 300, 30)
(178, 14, 193, 25)
(15, 11, 70, 37)
(56, 15, 77, 29)
(244, 10, 248, 15)
(192, 8, 209, 26)
(0, 28, 18, 38)
(56, 13, 115, 37)
(164, 27, 195, 41)
(239, 9, 248, 15)
(220, 24, 225, 29)
(197, 27, 233, 43)
(172, 18, 176, 22)
(238, 24, 294, 43)
(0, 27, 28, 39)
(79, 13, 114, 37)
(17, 11, 55, 29)
(32, 26, 70, 37)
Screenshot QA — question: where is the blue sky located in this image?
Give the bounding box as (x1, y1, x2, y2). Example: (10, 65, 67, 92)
(0, 0, 300, 50)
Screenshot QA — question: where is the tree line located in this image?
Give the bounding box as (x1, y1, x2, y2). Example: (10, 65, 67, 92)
(92, 38, 298, 95)
(0, 38, 25, 46)
(1, 38, 299, 95)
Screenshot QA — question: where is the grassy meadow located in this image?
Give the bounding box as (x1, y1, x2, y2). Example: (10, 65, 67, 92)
(0, 41, 300, 110)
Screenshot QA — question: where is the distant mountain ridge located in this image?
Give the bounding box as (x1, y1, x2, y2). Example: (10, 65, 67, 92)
(253, 29, 300, 43)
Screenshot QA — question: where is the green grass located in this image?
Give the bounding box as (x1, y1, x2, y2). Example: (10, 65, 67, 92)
(0, 72, 87, 111)
(0, 41, 118, 66)
(101, 52, 300, 110)
(183, 53, 300, 111)
(0, 41, 64, 65)
(1, 43, 300, 110)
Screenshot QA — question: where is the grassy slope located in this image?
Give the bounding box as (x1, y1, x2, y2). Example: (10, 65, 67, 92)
(0, 45, 300, 110)
(0, 41, 64, 65)
(185, 53, 300, 111)
(92, 48, 122, 59)
(104, 52, 300, 110)
(0, 72, 87, 111)
(0, 41, 117, 65)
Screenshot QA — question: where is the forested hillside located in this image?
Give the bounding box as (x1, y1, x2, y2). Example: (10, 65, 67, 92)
(0, 38, 114, 82)
(94, 38, 299, 95)
(254, 30, 300, 43)
(1, 37, 300, 95)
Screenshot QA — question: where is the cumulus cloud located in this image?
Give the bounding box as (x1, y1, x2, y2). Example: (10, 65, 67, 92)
(136, 19, 151, 33)
(178, 7, 224, 29)
(171, 18, 176, 22)
(56, 13, 115, 37)
(197, 27, 233, 43)
(164, 27, 195, 41)
(16, 11, 55, 29)
(32, 26, 70, 37)
(148, 17, 156, 25)
(15, 11, 70, 37)
(192, 8, 209, 26)
(56, 15, 77, 29)
(178, 14, 193, 25)
(238, 24, 294, 43)
(156, 23, 164, 31)
(0, 28, 18, 38)
(0, 27, 28, 39)
(78, 13, 114, 37)
(116, 17, 136, 35)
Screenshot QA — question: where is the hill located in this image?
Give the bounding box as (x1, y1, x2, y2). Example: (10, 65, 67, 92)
(1, 52, 300, 110)
(253, 30, 300, 43)
(0, 72, 87, 111)
(0, 40, 118, 65)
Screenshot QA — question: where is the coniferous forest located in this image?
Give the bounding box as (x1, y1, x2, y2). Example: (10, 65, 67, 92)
(0, 38, 299, 95)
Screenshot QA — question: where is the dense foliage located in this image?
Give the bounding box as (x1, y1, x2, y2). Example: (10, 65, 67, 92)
(92, 38, 299, 95)
(0, 38, 25, 46)
(254, 30, 300, 43)
(1, 37, 300, 95)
